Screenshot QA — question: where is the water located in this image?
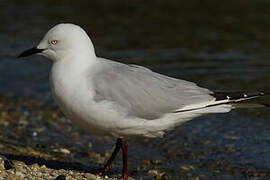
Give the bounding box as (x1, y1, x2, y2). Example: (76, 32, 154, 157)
(1, 0, 270, 179)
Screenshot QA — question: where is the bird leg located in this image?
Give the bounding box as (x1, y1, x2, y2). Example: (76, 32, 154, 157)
(88, 138, 122, 175)
(87, 138, 130, 180)
(118, 138, 130, 180)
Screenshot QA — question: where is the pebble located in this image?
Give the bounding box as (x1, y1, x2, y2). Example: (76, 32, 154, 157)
(141, 159, 151, 166)
(87, 151, 101, 159)
(32, 132, 38, 136)
(54, 175, 66, 180)
(4, 160, 13, 170)
(148, 169, 159, 176)
(179, 164, 195, 171)
(128, 177, 136, 180)
(147, 169, 165, 177)
(60, 148, 70, 154)
(83, 173, 98, 179)
(15, 171, 24, 177)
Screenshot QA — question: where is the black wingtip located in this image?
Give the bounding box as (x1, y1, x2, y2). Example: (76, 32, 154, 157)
(211, 91, 270, 101)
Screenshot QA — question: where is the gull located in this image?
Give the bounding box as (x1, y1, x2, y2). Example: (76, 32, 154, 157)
(18, 23, 270, 179)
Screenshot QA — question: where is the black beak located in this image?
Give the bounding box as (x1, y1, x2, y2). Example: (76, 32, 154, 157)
(17, 47, 44, 58)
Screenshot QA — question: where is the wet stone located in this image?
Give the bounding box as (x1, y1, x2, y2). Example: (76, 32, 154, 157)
(15, 171, 25, 177)
(60, 148, 70, 154)
(54, 175, 66, 180)
(83, 173, 98, 179)
(4, 160, 13, 170)
(141, 159, 151, 166)
(151, 160, 162, 165)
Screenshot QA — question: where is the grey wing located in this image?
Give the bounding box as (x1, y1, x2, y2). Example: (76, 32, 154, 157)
(92, 58, 214, 120)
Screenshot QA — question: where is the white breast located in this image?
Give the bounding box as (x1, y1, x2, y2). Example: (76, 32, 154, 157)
(49, 61, 103, 134)
(49, 60, 137, 137)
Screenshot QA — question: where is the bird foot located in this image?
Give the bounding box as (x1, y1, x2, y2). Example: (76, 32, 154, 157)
(82, 169, 130, 179)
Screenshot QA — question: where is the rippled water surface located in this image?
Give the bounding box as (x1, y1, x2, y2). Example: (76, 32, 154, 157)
(1, 0, 270, 179)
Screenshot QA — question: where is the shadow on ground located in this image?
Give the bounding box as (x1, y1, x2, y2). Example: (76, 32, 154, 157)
(0, 153, 89, 171)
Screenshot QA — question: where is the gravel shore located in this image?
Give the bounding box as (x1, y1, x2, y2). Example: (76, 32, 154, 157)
(0, 156, 112, 180)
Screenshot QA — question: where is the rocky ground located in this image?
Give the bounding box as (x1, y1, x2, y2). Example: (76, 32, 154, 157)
(0, 156, 109, 180)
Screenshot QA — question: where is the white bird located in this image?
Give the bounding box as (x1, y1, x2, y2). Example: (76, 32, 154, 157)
(18, 23, 269, 179)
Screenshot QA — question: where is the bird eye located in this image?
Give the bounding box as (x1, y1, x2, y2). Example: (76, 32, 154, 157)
(50, 40, 58, 45)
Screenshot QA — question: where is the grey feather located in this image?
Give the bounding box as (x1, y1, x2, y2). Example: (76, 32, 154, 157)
(91, 58, 214, 119)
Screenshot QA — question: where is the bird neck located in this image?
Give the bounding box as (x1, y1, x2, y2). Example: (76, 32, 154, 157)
(53, 50, 97, 75)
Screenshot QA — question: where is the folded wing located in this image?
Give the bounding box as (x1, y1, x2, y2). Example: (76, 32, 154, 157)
(92, 58, 214, 119)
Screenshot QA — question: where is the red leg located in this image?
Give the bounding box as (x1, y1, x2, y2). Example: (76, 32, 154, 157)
(84, 138, 130, 179)
(86, 138, 122, 175)
(118, 138, 130, 180)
